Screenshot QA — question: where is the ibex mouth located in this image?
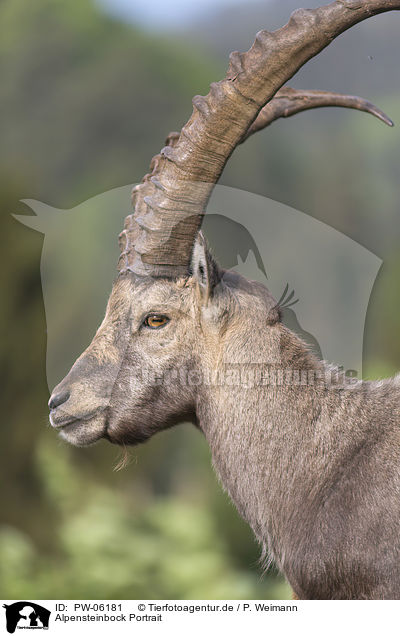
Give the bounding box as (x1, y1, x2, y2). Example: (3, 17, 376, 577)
(50, 410, 108, 447)
(49, 410, 78, 429)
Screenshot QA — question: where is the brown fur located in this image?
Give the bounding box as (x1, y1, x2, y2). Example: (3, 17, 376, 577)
(49, 245, 400, 599)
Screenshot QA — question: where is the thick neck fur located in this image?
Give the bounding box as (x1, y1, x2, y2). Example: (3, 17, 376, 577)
(195, 322, 400, 599)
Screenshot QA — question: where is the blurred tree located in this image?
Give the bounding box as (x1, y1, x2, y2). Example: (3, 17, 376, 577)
(0, 177, 58, 551)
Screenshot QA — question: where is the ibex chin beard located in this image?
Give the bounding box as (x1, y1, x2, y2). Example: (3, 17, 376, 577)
(48, 0, 400, 601)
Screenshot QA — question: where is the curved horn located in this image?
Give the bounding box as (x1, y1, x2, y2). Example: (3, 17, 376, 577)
(119, 0, 400, 278)
(241, 87, 393, 142)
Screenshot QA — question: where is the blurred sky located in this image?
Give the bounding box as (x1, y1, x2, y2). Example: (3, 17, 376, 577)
(96, 0, 245, 29)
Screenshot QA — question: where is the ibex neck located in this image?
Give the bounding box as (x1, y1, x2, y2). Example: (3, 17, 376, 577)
(196, 325, 364, 572)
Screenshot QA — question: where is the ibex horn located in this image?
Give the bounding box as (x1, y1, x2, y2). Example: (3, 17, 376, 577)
(118, 0, 399, 278)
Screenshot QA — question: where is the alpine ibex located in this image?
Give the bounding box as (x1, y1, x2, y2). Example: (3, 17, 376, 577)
(48, 1, 400, 599)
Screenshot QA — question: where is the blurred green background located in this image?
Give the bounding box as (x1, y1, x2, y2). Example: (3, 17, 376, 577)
(1, 0, 400, 600)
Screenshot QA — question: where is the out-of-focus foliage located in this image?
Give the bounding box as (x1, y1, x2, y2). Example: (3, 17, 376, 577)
(1, 0, 400, 601)
(0, 435, 289, 599)
(0, 0, 220, 205)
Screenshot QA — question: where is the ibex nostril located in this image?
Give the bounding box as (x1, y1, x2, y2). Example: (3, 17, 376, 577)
(48, 390, 70, 410)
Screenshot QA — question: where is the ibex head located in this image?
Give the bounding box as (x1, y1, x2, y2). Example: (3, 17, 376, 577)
(49, 231, 280, 446)
(49, 0, 398, 450)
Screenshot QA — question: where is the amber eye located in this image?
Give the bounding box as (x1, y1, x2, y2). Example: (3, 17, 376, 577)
(143, 314, 170, 329)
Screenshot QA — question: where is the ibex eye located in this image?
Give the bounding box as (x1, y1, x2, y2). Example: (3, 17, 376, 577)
(143, 314, 170, 329)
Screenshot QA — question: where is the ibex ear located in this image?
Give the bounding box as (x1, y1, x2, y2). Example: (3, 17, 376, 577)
(190, 232, 219, 304)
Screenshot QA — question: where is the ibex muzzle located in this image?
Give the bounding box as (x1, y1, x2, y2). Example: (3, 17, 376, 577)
(49, 1, 400, 599)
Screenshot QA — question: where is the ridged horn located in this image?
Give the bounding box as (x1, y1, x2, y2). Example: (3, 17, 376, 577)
(118, 0, 400, 278)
